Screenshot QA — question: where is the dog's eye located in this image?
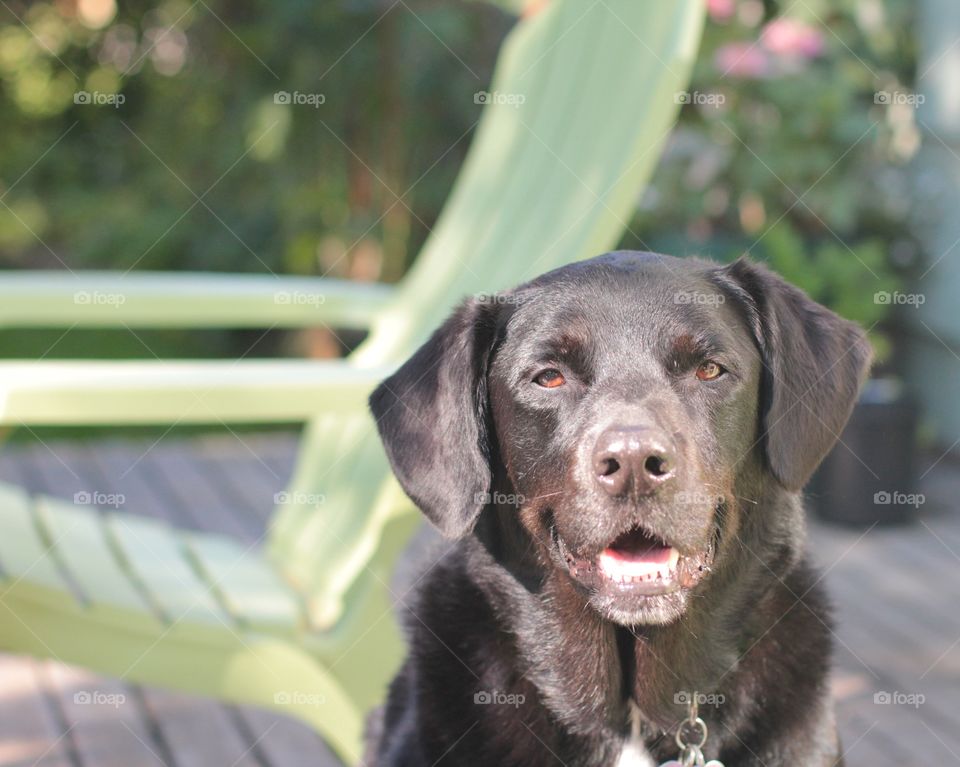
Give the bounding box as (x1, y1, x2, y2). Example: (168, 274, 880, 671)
(695, 361, 725, 381)
(533, 369, 566, 388)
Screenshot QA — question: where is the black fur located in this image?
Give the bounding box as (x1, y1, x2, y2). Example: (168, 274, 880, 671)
(367, 252, 870, 766)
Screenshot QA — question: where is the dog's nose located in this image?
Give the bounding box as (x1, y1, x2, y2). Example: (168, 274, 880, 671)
(592, 426, 676, 497)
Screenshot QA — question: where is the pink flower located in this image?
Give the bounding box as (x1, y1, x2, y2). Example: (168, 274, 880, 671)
(707, 0, 736, 22)
(714, 42, 771, 79)
(761, 18, 825, 59)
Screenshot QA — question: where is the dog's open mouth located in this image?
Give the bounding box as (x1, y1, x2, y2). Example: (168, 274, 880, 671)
(598, 526, 679, 583)
(555, 523, 713, 598)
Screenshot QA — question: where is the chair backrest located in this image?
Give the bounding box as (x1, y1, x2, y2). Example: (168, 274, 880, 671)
(267, 0, 706, 629)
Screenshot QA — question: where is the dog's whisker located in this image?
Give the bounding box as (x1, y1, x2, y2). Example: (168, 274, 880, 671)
(520, 490, 564, 503)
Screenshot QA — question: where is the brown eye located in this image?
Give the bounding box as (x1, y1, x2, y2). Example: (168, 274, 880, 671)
(534, 369, 566, 388)
(695, 361, 724, 381)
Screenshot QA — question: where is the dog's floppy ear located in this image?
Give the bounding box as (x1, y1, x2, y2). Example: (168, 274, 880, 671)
(715, 258, 873, 491)
(369, 298, 500, 537)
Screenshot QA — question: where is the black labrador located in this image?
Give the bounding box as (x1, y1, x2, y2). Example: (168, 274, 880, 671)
(366, 251, 871, 766)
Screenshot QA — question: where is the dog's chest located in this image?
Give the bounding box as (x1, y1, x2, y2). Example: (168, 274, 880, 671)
(616, 739, 655, 767)
(615, 702, 655, 767)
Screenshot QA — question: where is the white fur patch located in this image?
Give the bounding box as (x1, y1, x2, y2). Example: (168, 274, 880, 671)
(616, 702, 656, 767)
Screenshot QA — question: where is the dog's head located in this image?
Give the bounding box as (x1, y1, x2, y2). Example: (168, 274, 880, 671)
(370, 252, 871, 625)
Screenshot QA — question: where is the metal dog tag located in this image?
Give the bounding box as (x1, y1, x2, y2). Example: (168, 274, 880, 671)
(666, 692, 726, 767)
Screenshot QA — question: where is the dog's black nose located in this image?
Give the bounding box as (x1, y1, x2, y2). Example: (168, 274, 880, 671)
(593, 426, 676, 497)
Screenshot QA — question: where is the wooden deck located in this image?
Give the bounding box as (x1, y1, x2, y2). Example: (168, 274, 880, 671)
(0, 432, 957, 766)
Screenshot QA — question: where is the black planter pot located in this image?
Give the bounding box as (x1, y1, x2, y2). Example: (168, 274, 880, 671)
(808, 378, 920, 527)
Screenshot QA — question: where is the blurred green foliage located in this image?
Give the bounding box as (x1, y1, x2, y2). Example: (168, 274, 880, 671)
(0, 0, 924, 367)
(626, 0, 922, 362)
(0, 0, 510, 282)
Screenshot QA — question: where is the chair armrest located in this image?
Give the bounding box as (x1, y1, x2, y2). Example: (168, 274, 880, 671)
(0, 360, 392, 425)
(0, 272, 394, 329)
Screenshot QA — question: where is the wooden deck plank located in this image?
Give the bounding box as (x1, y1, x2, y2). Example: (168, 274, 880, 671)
(18, 441, 93, 517)
(0, 448, 29, 489)
(192, 434, 291, 533)
(237, 707, 341, 767)
(0, 655, 74, 767)
(828, 574, 960, 741)
(833, 710, 913, 767)
(145, 442, 257, 543)
(3, 447, 47, 495)
(916, 513, 960, 553)
(85, 439, 197, 529)
(136, 691, 265, 767)
(229, 434, 299, 492)
(830, 604, 960, 743)
(808, 515, 960, 758)
(44, 661, 165, 767)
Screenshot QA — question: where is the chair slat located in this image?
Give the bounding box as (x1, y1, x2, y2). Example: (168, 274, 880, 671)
(106, 514, 230, 628)
(34, 496, 159, 623)
(0, 272, 393, 329)
(269, 412, 371, 580)
(186, 531, 303, 635)
(0, 484, 77, 608)
(0, 360, 388, 426)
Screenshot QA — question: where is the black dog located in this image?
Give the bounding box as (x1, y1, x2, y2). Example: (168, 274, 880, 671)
(367, 252, 871, 766)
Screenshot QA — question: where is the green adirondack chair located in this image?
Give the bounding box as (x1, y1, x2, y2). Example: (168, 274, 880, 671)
(0, 2, 705, 764)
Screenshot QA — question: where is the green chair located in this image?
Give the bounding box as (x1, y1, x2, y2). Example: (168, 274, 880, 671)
(0, 2, 704, 763)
